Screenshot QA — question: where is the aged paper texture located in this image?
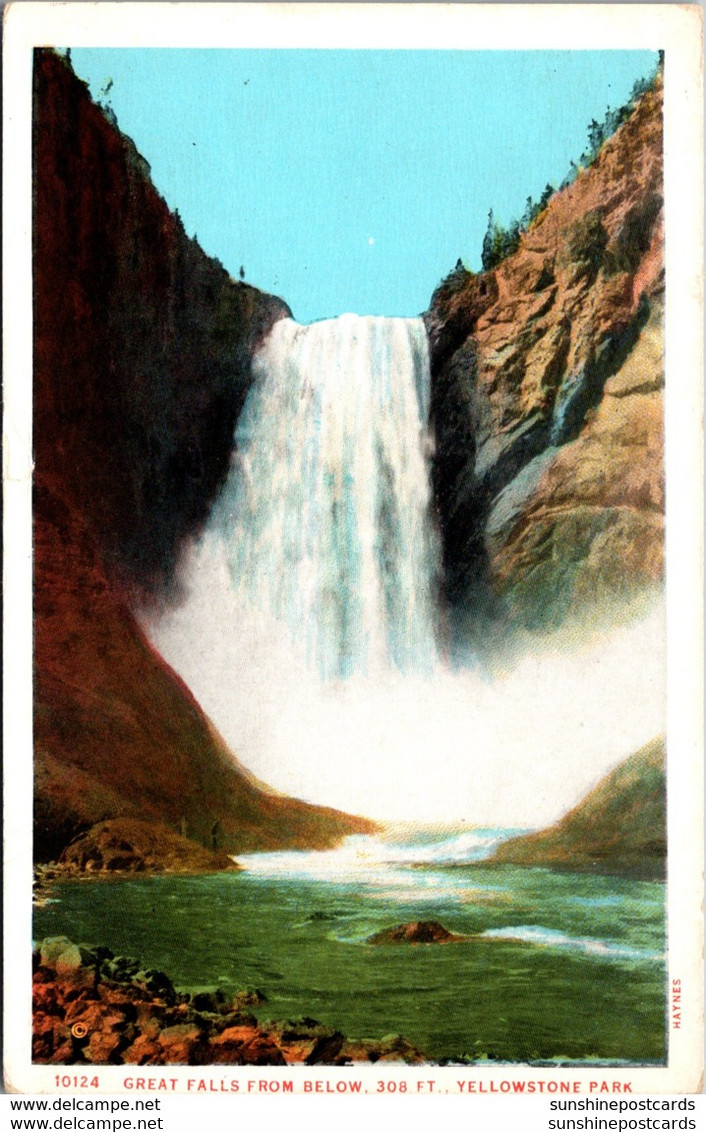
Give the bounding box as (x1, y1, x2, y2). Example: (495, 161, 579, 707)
(3, 1, 704, 1098)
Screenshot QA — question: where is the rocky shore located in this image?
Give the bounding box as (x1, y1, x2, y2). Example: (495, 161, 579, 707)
(32, 820, 242, 909)
(33, 937, 425, 1067)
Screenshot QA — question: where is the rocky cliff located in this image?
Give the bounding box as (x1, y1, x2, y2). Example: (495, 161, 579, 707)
(425, 77, 664, 641)
(487, 737, 666, 879)
(34, 49, 291, 598)
(33, 50, 374, 860)
(33, 49, 666, 859)
(34, 479, 375, 860)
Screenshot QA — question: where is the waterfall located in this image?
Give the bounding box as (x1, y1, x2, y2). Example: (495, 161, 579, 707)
(213, 314, 440, 680)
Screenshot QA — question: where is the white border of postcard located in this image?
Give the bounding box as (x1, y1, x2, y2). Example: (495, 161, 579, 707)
(3, 1, 704, 1096)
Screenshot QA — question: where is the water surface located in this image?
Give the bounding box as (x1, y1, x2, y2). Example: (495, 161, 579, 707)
(35, 829, 666, 1064)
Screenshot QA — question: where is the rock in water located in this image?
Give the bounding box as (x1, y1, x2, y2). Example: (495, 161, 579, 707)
(367, 920, 464, 944)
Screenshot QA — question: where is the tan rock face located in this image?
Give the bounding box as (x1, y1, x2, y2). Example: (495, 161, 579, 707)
(487, 306, 664, 629)
(367, 920, 465, 944)
(427, 80, 664, 638)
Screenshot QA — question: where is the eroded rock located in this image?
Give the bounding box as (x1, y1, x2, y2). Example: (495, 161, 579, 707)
(426, 79, 664, 637)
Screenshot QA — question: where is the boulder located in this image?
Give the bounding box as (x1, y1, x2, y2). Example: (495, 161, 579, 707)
(133, 969, 176, 1003)
(54, 945, 84, 977)
(190, 989, 227, 1014)
(367, 920, 465, 945)
(157, 1024, 209, 1065)
(234, 1033, 287, 1066)
(373, 1034, 427, 1064)
(122, 1035, 165, 1065)
(210, 1026, 287, 1065)
(40, 937, 74, 968)
(232, 989, 267, 1009)
(268, 1018, 345, 1065)
(87, 1029, 127, 1064)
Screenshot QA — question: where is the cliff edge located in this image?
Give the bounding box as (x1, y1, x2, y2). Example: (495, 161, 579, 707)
(32, 50, 374, 859)
(426, 77, 664, 640)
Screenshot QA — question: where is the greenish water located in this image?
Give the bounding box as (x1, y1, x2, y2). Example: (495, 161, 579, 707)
(34, 831, 666, 1064)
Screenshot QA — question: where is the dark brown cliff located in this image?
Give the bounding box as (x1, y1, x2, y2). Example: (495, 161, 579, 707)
(32, 50, 374, 860)
(34, 48, 291, 597)
(426, 77, 664, 640)
(34, 481, 375, 861)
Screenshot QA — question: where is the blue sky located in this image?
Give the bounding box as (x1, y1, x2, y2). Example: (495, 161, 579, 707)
(70, 49, 659, 324)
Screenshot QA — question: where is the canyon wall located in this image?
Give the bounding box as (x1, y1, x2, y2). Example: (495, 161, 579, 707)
(32, 50, 664, 858)
(425, 77, 664, 642)
(33, 50, 373, 859)
(34, 49, 291, 597)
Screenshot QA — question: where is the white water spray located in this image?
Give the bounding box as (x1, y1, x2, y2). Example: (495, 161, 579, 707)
(144, 315, 666, 824)
(213, 314, 440, 679)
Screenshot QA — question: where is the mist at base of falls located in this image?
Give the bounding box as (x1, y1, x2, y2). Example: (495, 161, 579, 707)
(141, 313, 665, 826)
(143, 535, 665, 826)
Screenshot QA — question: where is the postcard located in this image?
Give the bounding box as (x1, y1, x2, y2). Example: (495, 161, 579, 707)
(3, 1, 704, 1100)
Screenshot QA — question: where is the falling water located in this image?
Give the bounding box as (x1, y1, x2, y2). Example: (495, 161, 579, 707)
(213, 314, 440, 679)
